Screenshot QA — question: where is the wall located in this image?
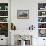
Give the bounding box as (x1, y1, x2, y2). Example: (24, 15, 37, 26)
(11, 0, 38, 30)
(11, 0, 38, 45)
(11, 0, 46, 46)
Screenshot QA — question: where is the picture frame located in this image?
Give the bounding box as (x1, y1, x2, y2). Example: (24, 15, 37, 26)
(17, 10, 29, 19)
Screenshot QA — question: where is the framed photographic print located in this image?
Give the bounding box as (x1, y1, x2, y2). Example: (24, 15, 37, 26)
(17, 10, 29, 19)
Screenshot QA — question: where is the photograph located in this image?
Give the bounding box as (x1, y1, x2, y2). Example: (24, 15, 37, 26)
(17, 10, 29, 19)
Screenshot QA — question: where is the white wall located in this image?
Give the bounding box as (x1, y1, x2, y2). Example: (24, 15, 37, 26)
(11, 0, 46, 30)
(11, 0, 38, 30)
(11, 0, 46, 46)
